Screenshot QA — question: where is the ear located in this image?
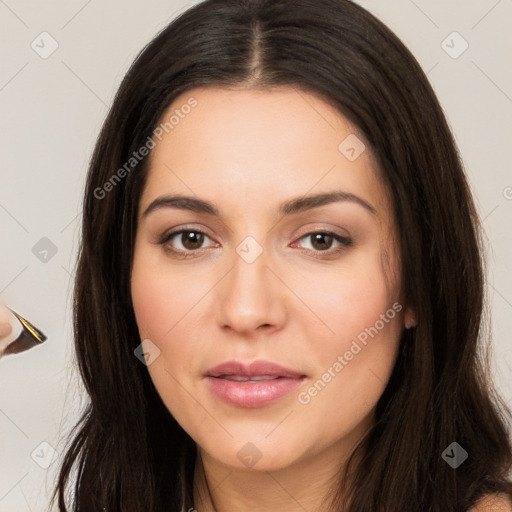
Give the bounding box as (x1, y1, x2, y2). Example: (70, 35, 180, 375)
(404, 306, 417, 329)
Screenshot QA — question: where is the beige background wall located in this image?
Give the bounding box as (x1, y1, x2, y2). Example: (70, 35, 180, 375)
(0, 1, 510, 510)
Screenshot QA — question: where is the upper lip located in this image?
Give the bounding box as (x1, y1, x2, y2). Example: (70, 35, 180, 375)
(205, 360, 306, 379)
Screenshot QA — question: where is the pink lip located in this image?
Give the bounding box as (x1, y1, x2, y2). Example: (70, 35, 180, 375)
(204, 360, 307, 408)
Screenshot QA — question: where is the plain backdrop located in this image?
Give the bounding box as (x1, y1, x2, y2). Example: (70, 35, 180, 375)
(0, 1, 511, 510)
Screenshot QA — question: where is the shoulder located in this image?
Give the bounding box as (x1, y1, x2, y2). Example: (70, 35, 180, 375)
(468, 493, 512, 511)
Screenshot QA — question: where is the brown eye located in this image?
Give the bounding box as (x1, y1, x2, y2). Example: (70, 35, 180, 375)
(180, 231, 205, 250)
(158, 229, 216, 256)
(292, 231, 353, 258)
(158, 228, 352, 260)
(298, 231, 351, 250)
(310, 233, 335, 251)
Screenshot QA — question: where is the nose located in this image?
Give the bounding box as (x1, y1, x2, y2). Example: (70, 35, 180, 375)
(215, 245, 287, 336)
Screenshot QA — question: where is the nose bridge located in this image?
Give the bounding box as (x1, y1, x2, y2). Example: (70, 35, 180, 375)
(216, 234, 284, 333)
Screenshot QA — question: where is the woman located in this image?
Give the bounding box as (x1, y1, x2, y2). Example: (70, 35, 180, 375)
(51, 0, 512, 510)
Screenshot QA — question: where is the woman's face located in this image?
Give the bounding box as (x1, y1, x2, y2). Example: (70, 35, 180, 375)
(131, 86, 414, 473)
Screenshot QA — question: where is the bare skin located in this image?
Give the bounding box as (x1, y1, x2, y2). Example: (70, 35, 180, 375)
(131, 86, 416, 512)
(0, 323, 12, 338)
(0, 302, 13, 353)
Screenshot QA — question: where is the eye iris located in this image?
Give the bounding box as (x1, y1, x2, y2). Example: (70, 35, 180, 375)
(311, 233, 332, 251)
(182, 231, 204, 250)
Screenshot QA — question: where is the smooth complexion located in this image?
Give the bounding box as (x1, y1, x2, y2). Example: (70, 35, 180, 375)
(130, 86, 416, 512)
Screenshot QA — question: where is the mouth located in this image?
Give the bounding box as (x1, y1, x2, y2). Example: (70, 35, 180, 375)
(204, 360, 307, 408)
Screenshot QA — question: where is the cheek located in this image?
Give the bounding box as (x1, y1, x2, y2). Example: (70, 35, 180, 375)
(296, 245, 399, 347)
(294, 248, 402, 414)
(131, 254, 202, 417)
(131, 244, 205, 342)
(130, 245, 214, 384)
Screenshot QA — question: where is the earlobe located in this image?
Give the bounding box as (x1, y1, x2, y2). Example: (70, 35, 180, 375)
(404, 307, 417, 329)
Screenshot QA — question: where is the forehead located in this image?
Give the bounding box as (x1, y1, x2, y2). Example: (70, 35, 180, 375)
(152, 85, 362, 162)
(141, 86, 392, 223)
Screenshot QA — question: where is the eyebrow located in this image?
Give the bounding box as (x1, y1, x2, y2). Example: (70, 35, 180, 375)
(141, 191, 377, 218)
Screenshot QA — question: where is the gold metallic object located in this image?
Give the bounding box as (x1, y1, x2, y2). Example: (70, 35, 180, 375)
(0, 307, 47, 357)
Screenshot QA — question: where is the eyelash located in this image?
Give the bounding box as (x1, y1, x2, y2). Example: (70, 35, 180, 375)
(157, 227, 353, 260)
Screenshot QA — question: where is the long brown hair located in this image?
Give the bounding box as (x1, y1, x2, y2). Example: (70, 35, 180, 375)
(51, 0, 512, 510)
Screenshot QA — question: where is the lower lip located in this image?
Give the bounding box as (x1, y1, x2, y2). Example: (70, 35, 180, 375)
(205, 376, 305, 408)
